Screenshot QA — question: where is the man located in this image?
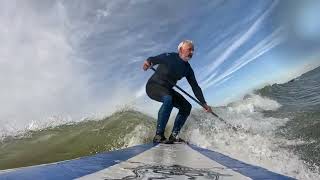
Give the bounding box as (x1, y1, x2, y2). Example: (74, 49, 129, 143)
(142, 40, 212, 144)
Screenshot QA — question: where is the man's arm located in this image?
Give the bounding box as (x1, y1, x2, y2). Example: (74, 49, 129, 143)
(143, 53, 170, 71)
(186, 68, 212, 112)
(186, 67, 206, 105)
(146, 53, 170, 65)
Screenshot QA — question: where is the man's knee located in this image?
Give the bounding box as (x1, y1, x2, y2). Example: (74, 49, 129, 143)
(181, 102, 192, 116)
(161, 95, 173, 106)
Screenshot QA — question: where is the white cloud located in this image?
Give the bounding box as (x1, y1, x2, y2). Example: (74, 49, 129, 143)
(201, 0, 280, 89)
(203, 26, 286, 88)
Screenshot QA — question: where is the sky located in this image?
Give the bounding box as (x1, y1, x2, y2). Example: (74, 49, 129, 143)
(1, 0, 320, 133)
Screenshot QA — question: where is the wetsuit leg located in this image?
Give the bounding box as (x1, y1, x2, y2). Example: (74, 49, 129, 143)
(156, 95, 173, 135)
(146, 82, 192, 136)
(146, 82, 174, 136)
(171, 90, 192, 136)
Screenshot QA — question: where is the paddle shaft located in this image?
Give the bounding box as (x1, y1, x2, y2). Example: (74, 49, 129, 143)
(149, 66, 233, 128)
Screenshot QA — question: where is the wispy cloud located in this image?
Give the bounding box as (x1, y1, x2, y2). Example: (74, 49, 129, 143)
(201, 0, 279, 89)
(203, 26, 286, 88)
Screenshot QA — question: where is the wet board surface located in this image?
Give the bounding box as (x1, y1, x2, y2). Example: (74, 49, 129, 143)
(0, 143, 295, 180)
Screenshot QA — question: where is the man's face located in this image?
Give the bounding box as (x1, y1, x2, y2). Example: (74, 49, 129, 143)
(179, 44, 194, 61)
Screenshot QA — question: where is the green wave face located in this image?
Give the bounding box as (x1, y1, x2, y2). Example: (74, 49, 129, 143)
(0, 110, 156, 170)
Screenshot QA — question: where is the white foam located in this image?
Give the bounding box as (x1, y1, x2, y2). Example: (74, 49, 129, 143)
(0, 114, 92, 141)
(184, 94, 320, 179)
(122, 124, 154, 148)
(227, 94, 281, 113)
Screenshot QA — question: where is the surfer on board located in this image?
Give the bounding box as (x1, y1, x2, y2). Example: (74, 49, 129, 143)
(142, 40, 212, 144)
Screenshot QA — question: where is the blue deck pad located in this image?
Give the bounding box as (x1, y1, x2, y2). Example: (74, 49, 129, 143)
(0, 143, 155, 180)
(189, 144, 296, 180)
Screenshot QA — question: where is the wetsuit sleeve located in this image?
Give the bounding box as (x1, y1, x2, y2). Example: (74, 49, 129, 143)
(186, 67, 206, 104)
(146, 53, 169, 65)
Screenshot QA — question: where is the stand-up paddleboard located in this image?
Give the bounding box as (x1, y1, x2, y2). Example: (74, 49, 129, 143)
(0, 143, 295, 180)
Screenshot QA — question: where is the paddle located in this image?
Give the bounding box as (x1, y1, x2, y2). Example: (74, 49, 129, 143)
(150, 66, 238, 131)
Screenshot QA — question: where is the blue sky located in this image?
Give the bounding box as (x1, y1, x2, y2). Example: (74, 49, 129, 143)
(1, 0, 320, 131)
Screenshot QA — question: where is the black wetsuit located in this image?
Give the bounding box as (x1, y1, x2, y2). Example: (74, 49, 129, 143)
(145, 52, 206, 136)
